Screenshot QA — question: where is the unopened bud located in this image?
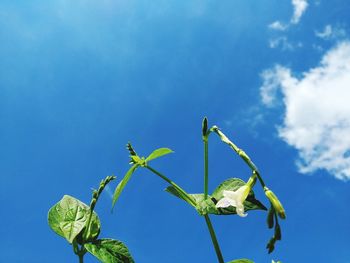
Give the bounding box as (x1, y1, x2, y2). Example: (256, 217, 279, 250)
(267, 206, 274, 229)
(274, 224, 282, 240)
(264, 187, 286, 219)
(266, 237, 276, 254)
(202, 117, 208, 138)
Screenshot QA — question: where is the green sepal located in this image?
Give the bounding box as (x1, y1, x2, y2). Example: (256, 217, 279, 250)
(85, 238, 134, 263)
(192, 194, 218, 215)
(145, 148, 173, 162)
(112, 164, 139, 209)
(48, 195, 101, 244)
(227, 259, 254, 263)
(130, 155, 144, 166)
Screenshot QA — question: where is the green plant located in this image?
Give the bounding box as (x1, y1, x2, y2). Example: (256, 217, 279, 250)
(112, 117, 286, 263)
(48, 176, 134, 263)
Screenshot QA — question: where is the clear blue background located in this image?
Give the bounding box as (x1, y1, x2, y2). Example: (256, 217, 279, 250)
(0, 1, 349, 262)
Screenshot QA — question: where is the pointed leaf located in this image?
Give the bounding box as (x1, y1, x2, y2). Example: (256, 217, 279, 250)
(165, 186, 197, 208)
(112, 164, 139, 209)
(85, 238, 134, 263)
(227, 259, 254, 263)
(145, 148, 173, 162)
(48, 195, 100, 244)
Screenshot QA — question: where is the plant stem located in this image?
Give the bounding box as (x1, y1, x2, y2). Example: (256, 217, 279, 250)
(84, 176, 115, 240)
(204, 215, 225, 263)
(212, 127, 266, 188)
(145, 166, 196, 207)
(203, 127, 224, 263)
(204, 139, 209, 199)
(79, 253, 84, 263)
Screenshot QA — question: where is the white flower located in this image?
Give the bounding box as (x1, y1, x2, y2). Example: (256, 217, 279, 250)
(215, 185, 250, 217)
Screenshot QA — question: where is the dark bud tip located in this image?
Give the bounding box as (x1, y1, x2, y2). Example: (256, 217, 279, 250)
(202, 117, 208, 137)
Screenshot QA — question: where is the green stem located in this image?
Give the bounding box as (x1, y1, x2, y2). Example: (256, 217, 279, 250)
(84, 176, 115, 240)
(73, 242, 85, 263)
(204, 139, 209, 199)
(79, 253, 84, 263)
(146, 166, 196, 207)
(84, 211, 94, 241)
(212, 127, 266, 187)
(204, 215, 225, 263)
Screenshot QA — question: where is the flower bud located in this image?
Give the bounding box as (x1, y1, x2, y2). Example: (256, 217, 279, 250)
(267, 206, 274, 229)
(264, 187, 286, 219)
(266, 237, 276, 254)
(274, 224, 282, 240)
(202, 117, 208, 138)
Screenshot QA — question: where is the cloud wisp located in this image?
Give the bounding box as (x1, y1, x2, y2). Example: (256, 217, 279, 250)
(260, 41, 350, 180)
(269, 0, 308, 31)
(291, 0, 308, 24)
(315, 24, 347, 40)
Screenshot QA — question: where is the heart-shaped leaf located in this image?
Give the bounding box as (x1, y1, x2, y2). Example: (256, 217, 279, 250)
(85, 238, 134, 263)
(48, 195, 100, 244)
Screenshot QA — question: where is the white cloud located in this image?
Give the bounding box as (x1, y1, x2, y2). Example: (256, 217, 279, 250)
(269, 21, 288, 31)
(291, 0, 308, 24)
(315, 25, 333, 39)
(260, 41, 350, 180)
(269, 0, 308, 31)
(269, 37, 302, 51)
(315, 24, 347, 40)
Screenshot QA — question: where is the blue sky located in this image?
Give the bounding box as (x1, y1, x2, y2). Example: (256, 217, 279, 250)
(1, 0, 350, 262)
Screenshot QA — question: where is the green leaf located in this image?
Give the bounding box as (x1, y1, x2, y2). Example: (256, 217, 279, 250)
(112, 164, 139, 209)
(227, 259, 254, 263)
(48, 195, 100, 244)
(165, 186, 196, 207)
(85, 238, 134, 263)
(145, 148, 173, 162)
(212, 178, 267, 214)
